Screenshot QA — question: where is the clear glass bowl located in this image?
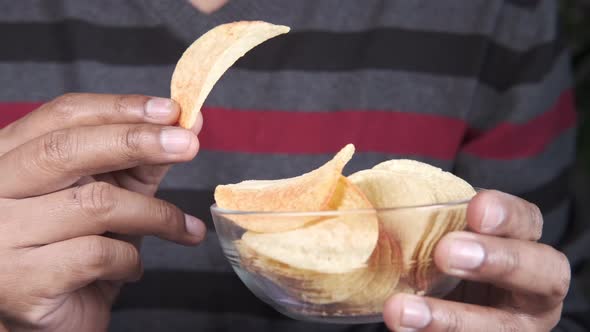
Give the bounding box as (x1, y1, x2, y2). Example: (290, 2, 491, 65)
(210, 199, 470, 324)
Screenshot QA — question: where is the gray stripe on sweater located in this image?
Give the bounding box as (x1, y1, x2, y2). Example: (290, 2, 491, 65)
(455, 128, 575, 193)
(468, 54, 571, 129)
(160, 151, 452, 190)
(0, 54, 570, 127)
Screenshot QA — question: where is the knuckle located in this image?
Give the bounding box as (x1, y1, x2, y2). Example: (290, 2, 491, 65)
(153, 200, 183, 234)
(20, 307, 52, 327)
(82, 236, 111, 270)
(114, 94, 132, 115)
(512, 313, 540, 332)
(122, 242, 142, 273)
(528, 203, 543, 240)
(497, 247, 520, 278)
(38, 130, 76, 167)
(115, 241, 142, 272)
(75, 182, 117, 219)
(48, 93, 82, 122)
(119, 125, 148, 157)
(440, 308, 465, 332)
(497, 316, 523, 332)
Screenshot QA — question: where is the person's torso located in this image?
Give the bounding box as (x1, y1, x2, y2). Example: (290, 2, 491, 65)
(0, 1, 569, 331)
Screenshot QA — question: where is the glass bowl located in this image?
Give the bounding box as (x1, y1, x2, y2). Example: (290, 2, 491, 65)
(210, 199, 470, 324)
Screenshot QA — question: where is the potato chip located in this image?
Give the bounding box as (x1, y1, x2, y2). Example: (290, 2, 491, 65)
(237, 225, 403, 311)
(236, 176, 379, 304)
(171, 21, 290, 129)
(411, 207, 465, 291)
(236, 239, 376, 304)
(373, 159, 475, 201)
(214, 144, 354, 233)
(356, 159, 475, 292)
(239, 173, 379, 274)
(348, 169, 439, 273)
(371, 159, 475, 291)
(336, 230, 403, 313)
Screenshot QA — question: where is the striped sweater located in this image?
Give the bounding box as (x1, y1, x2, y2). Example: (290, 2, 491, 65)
(0, 1, 586, 331)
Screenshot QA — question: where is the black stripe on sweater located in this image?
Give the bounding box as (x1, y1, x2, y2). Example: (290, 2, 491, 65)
(506, 0, 540, 9)
(0, 20, 563, 91)
(112, 270, 284, 317)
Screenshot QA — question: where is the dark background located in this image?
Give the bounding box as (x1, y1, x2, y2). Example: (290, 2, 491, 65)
(560, 0, 590, 308)
(561, 0, 589, 166)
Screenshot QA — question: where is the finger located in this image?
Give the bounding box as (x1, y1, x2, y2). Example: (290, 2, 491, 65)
(0, 93, 181, 153)
(467, 190, 543, 241)
(7, 182, 206, 247)
(434, 231, 571, 306)
(191, 110, 204, 135)
(107, 164, 173, 196)
(102, 111, 204, 196)
(25, 236, 143, 295)
(383, 293, 534, 332)
(0, 124, 199, 198)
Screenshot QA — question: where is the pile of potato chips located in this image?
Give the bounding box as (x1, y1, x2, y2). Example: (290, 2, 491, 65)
(215, 145, 476, 315)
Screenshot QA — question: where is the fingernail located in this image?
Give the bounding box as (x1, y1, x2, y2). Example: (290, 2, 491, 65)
(448, 239, 485, 271)
(185, 214, 206, 239)
(481, 201, 505, 232)
(160, 128, 192, 153)
(400, 296, 431, 331)
(145, 98, 174, 119)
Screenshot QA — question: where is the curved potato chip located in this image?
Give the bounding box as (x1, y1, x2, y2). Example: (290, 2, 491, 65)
(325, 176, 374, 210)
(215, 144, 355, 233)
(239, 210, 378, 275)
(239, 173, 378, 273)
(171, 21, 290, 129)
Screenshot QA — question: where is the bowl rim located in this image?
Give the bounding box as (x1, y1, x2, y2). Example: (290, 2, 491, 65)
(210, 193, 479, 216)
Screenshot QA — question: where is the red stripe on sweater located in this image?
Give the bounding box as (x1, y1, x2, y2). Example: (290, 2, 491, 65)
(0, 90, 575, 160)
(463, 90, 576, 159)
(0, 102, 40, 128)
(198, 108, 466, 159)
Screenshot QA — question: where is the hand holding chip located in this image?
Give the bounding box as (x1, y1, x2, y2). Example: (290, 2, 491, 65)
(0, 93, 206, 330)
(383, 190, 570, 332)
(0, 20, 289, 331)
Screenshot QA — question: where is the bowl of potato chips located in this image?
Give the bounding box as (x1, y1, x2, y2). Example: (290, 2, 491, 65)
(211, 145, 476, 324)
(166, 19, 476, 324)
